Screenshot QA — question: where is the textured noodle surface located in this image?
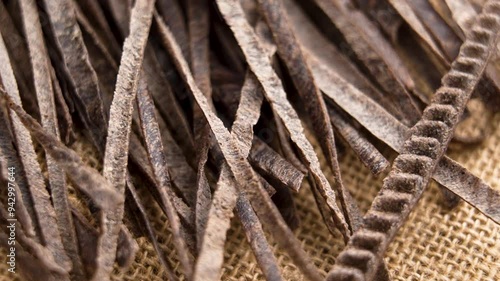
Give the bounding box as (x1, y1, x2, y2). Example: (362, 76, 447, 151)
(0, 108, 498, 280)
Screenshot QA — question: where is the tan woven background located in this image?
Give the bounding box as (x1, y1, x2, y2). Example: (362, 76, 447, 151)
(1, 108, 499, 280)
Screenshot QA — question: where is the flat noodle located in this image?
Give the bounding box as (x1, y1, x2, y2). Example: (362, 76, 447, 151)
(1, 95, 122, 210)
(194, 71, 283, 281)
(210, 86, 308, 189)
(155, 13, 323, 281)
(0, 204, 68, 279)
(0, 94, 130, 281)
(80, 24, 118, 115)
(428, 0, 466, 36)
(393, 29, 442, 105)
(355, 0, 403, 42)
(97, 1, 155, 280)
(71, 207, 138, 277)
(0, 1, 38, 119)
(282, 0, 406, 122)
(258, 0, 362, 235)
(129, 134, 195, 225)
(236, 196, 283, 281)
(143, 49, 196, 165)
(250, 138, 304, 192)
(155, 112, 198, 205)
(272, 106, 308, 174)
(195, 72, 281, 279)
(157, 0, 191, 62)
(108, 1, 196, 159)
(212, 20, 246, 72)
(0, 107, 36, 238)
(135, 78, 193, 278)
(75, 0, 122, 61)
(1, 0, 497, 279)
(309, 55, 500, 225)
(76, 1, 197, 211)
(74, 1, 118, 72)
(264, 41, 391, 274)
(232, 73, 264, 155)
(73, 0, 121, 114)
(327, 3, 500, 279)
(254, 19, 277, 54)
(193, 166, 238, 281)
(308, 178, 337, 238)
(54, 8, 167, 267)
(250, 35, 307, 175)
(103, 0, 132, 36)
(313, 0, 421, 125)
(233, 73, 282, 280)
(71, 208, 99, 277)
(188, 0, 212, 97)
(19, 1, 85, 279)
(50, 66, 74, 144)
(43, 0, 108, 152)
(192, 111, 212, 253)
(215, 0, 350, 239)
(187, 0, 213, 252)
(328, 105, 390, 175)
(107, 0, 197, 159)
(406, 0, 462, 61)
(124, 178, 179, 281)
(0, 34, 71, 272)
(387, 0, 448, 63)
(48, 52, 75, 112)
(73, 33, 145, 271)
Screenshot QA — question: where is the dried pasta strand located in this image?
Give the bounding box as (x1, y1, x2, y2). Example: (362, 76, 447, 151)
(19, 0, 85, 279)
(310, 55, 500, 224)
(0, 32, 71, 273)
(215, 0, 350, 239)
(97, 0, 155, 279)
(43, 0, 108, 151)
(155, 13, 323, 281)
(135, 77, 193, 278)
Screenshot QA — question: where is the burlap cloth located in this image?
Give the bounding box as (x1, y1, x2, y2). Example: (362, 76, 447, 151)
(1, 106, 499, 280)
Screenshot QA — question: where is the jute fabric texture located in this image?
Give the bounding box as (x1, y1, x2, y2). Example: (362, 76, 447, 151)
(0, 109, 498, 281)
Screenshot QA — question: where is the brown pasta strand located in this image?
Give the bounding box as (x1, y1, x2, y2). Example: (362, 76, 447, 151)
(311, 55, 500, 224)
(328, 105, 390, 175)
(19, 1, 85, 279)
(215, 0, 350, 240)
(135, 77, 193, 278)
(327, 3, 500, 279)
(97, 0, 155, 279)
(0, 33, 72, 273)
(311, 0, 422, 125)
(0, 106, 36, 239)
(0, 0, 499, 280)
(155, 13, 323, 281)
(43, 0, 108, 152)
(187, 0, 213, 253)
